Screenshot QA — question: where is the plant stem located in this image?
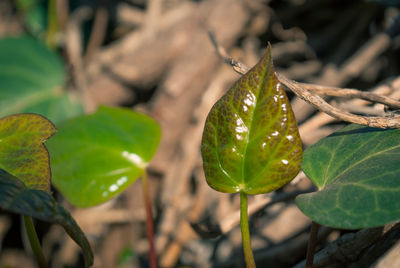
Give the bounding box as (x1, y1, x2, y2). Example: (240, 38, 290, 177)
(240, 192, 256, 268)
(23, 215, 48, 268)
(141, 170, 157, 268)
(46, 0, 59, 48)
(305, 221, 320, 268)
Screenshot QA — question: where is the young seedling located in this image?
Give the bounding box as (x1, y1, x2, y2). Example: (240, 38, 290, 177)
(0, 113, 93, 268)
(46, 106, 161, 268)
(208, 34, 400, 266)
(201, 44, 302, 267)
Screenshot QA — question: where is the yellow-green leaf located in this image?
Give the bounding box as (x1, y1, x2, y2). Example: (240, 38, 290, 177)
(0, 113, 56, 191)
(201, 44, 302, 194)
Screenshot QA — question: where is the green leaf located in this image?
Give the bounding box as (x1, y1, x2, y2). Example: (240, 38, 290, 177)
(201, 44, 302, 194)
(47, 106, 161, 207)
(0, 113, 56, 192)
(296, 124, 400, 229)
(0, 169, 93, 268)
(24, 4, 47, 36)
(0, 36, 83, 124)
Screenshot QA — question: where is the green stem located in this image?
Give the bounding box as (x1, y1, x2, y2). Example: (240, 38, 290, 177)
(142, 170, 157, 268)
(240, 192, 256, 268)
(23, 215, 47, 268)
(46, 0, 59, 48)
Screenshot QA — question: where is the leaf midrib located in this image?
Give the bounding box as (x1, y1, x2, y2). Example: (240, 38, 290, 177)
(245, 110, 292, 187)
(321, 132, 379, 188)
(241, 66, 269, 186)
(211, 110, 239, 187)
(328, 143, 400, 186)
(0, 86, 64, 116)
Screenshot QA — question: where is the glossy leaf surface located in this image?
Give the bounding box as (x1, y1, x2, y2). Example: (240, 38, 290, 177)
(0, 169, 93, 267)
(201, 45, 302, 194)
(0, 113, 56, 192)
(296, 124, 400, 229)
(47, 106, 161, 207)
(0, 36, 82, 124)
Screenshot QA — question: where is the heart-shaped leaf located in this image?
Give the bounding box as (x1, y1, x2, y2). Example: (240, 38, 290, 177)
(201, 44, 302, 194)
(0, 113, 56, 192)
(296, 124, 400, 229)
(46, 106, 161, 207)
(0, 36, 82, 124)
(0, 169, 93, 267)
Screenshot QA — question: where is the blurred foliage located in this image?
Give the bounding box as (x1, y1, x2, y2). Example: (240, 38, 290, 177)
(47, 106, 161, 207)
(0, 36, 83, 124)
(16, 0, 47, 37)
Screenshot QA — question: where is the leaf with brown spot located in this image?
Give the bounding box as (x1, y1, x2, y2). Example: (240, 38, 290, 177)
(0, 113, 56, 192)
(201, 44, 302, 194)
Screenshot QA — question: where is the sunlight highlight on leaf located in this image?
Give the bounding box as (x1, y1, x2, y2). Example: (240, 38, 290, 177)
(47, 106, 161, 207)
(201, 44, 302, 194)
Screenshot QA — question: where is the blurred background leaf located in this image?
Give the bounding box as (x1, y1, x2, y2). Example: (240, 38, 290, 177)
(15, 0, 47, 38)
(47, 106, 161, 207)
(0, 36, 83, 124)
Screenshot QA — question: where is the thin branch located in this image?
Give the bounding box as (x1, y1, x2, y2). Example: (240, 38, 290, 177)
(208, 31, 250, 74)
(335, 102, 386, 116)
(85, 0, 109, 62)
(208, 32, 400, 129)
(65, 7, 96, 113)
(298, 83, 400, 109)
(56, 0, 69, 32)
(293, 223, 400, 268)
(277, 73, 400, 129)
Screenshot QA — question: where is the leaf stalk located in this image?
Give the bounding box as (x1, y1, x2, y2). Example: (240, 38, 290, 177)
(240, 192, 256, 268)
(142, 170, 158, 268)
(305, 221, 320, 268)
(23, 215, 48, 268)
(46, 0, 59, 49)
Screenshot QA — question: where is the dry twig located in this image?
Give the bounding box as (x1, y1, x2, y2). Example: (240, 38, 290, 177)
(208, 32, 400, 129)
(297, 83, 400, 109)
(65, 7, 97, 113)
(277, 74, 400, 129)
(298, 78, 400, 145)
(85, 0, 109, 62)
